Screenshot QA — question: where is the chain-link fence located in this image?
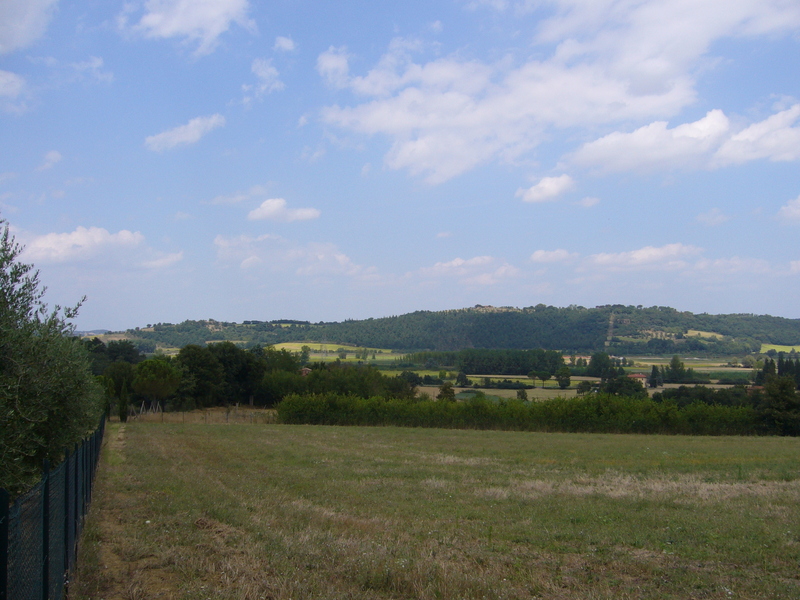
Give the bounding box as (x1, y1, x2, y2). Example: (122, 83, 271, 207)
(1, 416, 105, 600)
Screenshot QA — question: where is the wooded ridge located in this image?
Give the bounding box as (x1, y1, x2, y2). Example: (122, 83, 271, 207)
(114, 304, 800, 354)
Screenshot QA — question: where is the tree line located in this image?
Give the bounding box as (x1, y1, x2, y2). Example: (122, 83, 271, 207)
(87, 340, 416, 419)
(399, 348, 566, 375)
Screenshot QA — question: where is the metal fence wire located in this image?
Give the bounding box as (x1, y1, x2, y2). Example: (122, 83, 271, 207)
(1, 416, 106, 600)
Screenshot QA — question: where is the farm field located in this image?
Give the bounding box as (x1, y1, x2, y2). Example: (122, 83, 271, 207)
(273, 342, 399, 363)
(73, 423, 800, 599)
(760, 344, 800, 354)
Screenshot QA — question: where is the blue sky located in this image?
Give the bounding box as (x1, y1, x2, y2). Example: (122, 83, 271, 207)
(2, 0, 800, 331)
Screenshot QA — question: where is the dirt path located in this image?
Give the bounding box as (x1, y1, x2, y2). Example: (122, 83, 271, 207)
(70, 424, 184, 600)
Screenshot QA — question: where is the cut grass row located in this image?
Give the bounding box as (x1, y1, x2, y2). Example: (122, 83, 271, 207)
(72, 422, 800, 599)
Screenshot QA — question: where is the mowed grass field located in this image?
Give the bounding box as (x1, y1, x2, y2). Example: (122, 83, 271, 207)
(73, 423, 800, 600)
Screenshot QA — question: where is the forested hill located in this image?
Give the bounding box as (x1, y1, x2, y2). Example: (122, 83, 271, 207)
(119, 305, 800, 354)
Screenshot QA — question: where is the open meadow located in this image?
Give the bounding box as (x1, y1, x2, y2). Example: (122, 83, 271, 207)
(73, 423, 800, 600)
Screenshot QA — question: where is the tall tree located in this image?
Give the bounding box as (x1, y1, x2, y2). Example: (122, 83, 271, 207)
(760, 376, 800, 435)
(555, 366, 571, 389)
(176, 344, 223, 408)
(132, 358, 181, 411)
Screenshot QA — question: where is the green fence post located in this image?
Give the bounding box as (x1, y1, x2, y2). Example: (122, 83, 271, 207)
(42, 460, 50, 600)
(63, 448, 70, 594)
(0, 488, 8, 600)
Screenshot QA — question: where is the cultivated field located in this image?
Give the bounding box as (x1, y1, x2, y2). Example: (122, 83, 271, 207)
(760, 343, 800, 354)
(73, 423, 800, 600)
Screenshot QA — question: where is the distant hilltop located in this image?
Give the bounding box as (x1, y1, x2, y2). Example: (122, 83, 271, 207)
(85, 304, 800, 356)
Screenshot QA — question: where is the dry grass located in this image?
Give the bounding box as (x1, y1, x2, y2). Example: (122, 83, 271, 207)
(131, 406, 278, 425)
(71, 423, 800, 599)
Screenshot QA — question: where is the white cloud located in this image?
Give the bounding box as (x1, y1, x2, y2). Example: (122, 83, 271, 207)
(251, 58, 284, 95)
(0, 70, 24, 98)
(572, 104, 800, 173)
(0, 0, 58, 54)
(578, 196, 600, 207)
(420, 255, 518, 285)
(145, 114, 225, 151)
(586, 243, 702, 270)
(790, 261, 800, 274)
(778, 195, 800, 222)
(714, 104, 800, 165)
(70, 56, 114, 83)
(516, 175, 575, 203)
(127, 0, 254, 55)
(22, 226, 144, 263)
(317, 46, 351, 89)
(319, 2, 800, 183)
(530, 249, 577, 263)
(464, 0, 509, 11)
(209, 185, 271, 205)
(573, 110, 730, 172)
(36, 150, 62, 171)
(274, 36, 295, 52)
(214, 234, 371, 279)
(247, 198, 320, 222)
(696, 208, 731, 226)
(141, 251, 184, 269)
(693, 256, 771, 275)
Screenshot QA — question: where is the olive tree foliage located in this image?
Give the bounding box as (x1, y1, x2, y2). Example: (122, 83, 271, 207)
(0, 221, 102, 496)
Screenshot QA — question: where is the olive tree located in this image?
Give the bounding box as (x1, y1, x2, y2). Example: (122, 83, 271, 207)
(0, 220, 102, 496)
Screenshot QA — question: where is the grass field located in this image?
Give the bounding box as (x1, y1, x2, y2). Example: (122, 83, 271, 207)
(760, 344, 800, 354)
(72, 423, 800, 600)
(686, 330, 724, 339)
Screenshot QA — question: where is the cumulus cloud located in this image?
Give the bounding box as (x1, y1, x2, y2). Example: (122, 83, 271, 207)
(70, 56, 114, 83)
(274, 36, 295, 51)
(22, 226, 144, 263)
(693, 255, 771, 275)
(126, 0, 255, 55)
(0, 70, 25, 98)
(36, 150, 62, 171)
(778, 195, 800, 222)
(247, 198, 320, 222)
(573, 110, 730, 172)
(420, 256, 519, 285)
(318, 2, 800, 183)
(574, 105, 800, 174)
(516, 175, 575, 203)
(214, 234, 371, 279)
(530, 249, 577, 263)
(208, 185, 319, 223)
(0, 0, 57, 54)
(696, 208, 731, 226)
(317, 46, 351, 89)
(586, 243, 702, 270)
(251, 58, 284, 94)
(141, 251, 184, 269)
(713, 104, 800, 166)
(145, 114, 225, 151)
